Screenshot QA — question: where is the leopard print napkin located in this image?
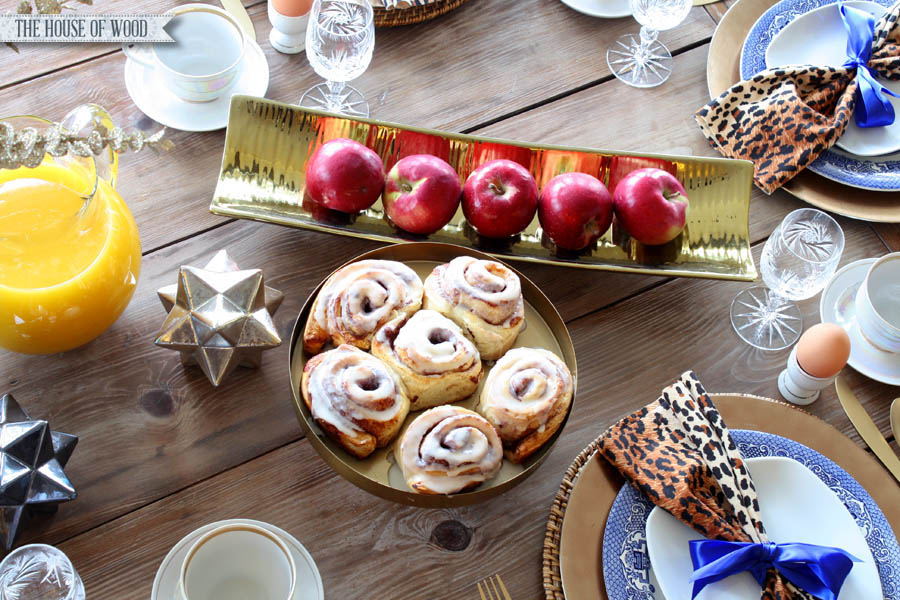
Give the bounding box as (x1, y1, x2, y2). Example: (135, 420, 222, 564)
(694, 2, 900, 193)
(599, 372, 812, 600)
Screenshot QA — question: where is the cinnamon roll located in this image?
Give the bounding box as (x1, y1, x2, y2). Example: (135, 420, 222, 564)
(423, 256, 525, 360)
(476, 347, 573, 463)
(372, 310, 482, 410)
(303, 259, 424, 354)
(301, 344, 410, 459)
(399, 405, 503, 494)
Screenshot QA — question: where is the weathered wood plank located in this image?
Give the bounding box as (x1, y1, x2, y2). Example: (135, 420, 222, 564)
(0, 1, 716, 257)
(704, 0, 733, 23)
(55, 217, 892, 600)
(874, 223, 900, 251)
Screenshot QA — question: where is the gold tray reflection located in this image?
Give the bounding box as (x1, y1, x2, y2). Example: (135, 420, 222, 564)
(287, 243, 577, 507)
(213, 96, 757, 281)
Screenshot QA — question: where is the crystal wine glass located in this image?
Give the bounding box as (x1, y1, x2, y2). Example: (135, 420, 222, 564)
(607, 0, 692, 88)
(0, 544, 85, 600)
(731, 209, 845, 351)
(299, 0, 374, 117)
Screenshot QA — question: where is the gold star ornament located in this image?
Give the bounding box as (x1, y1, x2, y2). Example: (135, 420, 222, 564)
(155, 250, 284, 386)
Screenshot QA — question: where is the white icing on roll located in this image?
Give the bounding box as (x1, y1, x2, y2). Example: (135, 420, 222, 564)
(313, 259, 423, 343)
(388, 310, 479, 375)
(478, 348, 573, 442)
(437, 257, 522, 325)
(308, 346, 407, 438)
(399, 405, 502, 494)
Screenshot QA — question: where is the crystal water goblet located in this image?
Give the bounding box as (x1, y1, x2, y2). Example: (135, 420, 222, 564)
(606, 0, 693, 88)
(731, 208, 845, 351)
(0, 544, 86, 600)
(299, 0, 374, 117)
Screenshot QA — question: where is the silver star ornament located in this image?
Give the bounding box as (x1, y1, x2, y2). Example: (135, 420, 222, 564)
(0, 394, 78, 551)
(155, 250, 284, 387)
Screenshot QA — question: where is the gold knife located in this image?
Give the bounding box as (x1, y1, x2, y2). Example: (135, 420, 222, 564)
(835, 376, 900, 484)
(891, 398, 900, 443)
(221, 0, 256, 42)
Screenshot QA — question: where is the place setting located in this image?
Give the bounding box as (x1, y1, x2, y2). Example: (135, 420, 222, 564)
(704, 0, 900, 221)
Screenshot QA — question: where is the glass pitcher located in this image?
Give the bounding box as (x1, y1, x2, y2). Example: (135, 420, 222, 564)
(0, 104, 141, 354)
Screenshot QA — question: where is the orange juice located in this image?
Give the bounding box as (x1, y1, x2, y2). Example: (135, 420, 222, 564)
(0, 161, 141, 354)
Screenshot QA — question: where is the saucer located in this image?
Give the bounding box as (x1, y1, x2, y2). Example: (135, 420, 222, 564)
(124, 37, 269, 132)
(151, 518, 324, 600)
(820, 257, 900, 386)
(560, 0, 631, 18)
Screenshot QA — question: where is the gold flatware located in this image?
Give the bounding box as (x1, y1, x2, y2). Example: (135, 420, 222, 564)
(221, 0, 256, 41)
(891, 397, 900, 444)
(835, 376, 900, 484)
(476, 575, 511, 600)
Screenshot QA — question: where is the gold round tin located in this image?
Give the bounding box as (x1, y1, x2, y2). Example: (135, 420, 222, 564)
(288, 242, 577, 507)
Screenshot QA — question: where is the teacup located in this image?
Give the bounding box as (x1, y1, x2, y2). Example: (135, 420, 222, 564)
(123, 4, 246, 103)
(179, 523, 296, 600)
(855, 252, 900, 353)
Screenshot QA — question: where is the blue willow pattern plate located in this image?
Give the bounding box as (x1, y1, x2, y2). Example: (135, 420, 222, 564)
(739, 0, 900, 191)
(601, 429, 900, 600)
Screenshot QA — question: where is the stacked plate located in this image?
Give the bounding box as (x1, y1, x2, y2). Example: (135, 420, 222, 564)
(707, 0, 900, 221)
(553, 394, 900, 600)
(742, 0, 900, 190)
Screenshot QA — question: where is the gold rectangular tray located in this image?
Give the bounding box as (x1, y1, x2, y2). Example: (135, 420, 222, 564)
(211, 96, 758, 281)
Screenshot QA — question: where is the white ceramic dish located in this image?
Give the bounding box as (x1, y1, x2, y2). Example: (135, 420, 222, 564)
(646, 456, 880, 600)
(560, 0, 631, 19)
(765, 1, 900, 157)
(151, 518, 324, 600)
(124, 36, 269, 132)
(820, 257, 900, 386)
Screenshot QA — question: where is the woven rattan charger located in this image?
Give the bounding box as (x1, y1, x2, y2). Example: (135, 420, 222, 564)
(373, 0, 471, 26)
(541, 393, 900, 600)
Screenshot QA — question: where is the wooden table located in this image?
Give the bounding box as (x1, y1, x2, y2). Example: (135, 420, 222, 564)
(2, 1, 899, 598)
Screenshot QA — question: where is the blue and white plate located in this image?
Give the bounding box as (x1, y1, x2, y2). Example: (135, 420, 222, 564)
(740, 0, 900, 191)
(601, 429, 900, 600)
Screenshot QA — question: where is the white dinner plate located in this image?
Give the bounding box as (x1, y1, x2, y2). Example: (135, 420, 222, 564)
(765, 1, 900, 157)
(124, 37, 269, 132)
(820, 257, 900, 386)
(151, 518, 324, 600)
(646, 456, 881, 600)
(560, 0, 631, 19)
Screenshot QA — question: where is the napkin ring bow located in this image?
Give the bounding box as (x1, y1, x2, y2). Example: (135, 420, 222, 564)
(689, 539, 860, 600)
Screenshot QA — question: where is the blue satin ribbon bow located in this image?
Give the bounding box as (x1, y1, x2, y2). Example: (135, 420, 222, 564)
(688, 539, 861, 600)
(841, 1, 900, 127)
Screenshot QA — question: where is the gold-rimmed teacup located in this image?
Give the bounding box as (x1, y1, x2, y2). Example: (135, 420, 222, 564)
(855, 252, 900, 353)
(122, 4, 246, 103)
(178, 523, 296, 600)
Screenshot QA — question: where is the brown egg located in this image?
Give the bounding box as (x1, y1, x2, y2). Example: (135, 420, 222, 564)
(272, 0, 313, 17)
(795, 323, 851, 378)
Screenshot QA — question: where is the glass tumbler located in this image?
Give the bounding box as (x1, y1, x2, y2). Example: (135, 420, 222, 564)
(0, 544, 85, 600)
(731, 208, 845, 351)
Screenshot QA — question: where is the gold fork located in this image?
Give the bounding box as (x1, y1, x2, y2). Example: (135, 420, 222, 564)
(476, 574, 512, 600)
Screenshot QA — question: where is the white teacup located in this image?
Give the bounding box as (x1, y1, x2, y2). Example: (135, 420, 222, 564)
(123, 4, 246, 103)
(855, 252, 900, 353)
(179, 523, 296, 600)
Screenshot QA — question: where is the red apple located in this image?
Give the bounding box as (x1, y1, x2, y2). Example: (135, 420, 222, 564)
(305, 138, 385, 213)
(538, 172, 613, 251)
(462, 159, 538, 238)
(383, 154, 462, 235)
(613, 168, 689, 246)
